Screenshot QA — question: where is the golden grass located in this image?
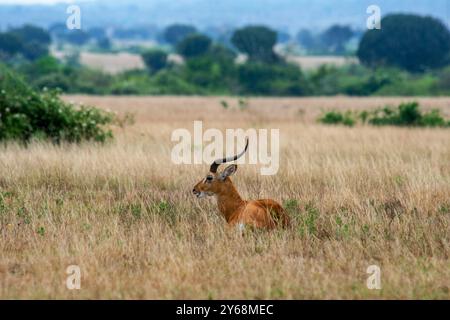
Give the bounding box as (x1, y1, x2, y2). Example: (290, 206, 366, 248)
(0, 96, 449, 299)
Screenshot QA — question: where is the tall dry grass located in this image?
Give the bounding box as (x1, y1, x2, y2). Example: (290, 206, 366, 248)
(0, 96, 449, 299)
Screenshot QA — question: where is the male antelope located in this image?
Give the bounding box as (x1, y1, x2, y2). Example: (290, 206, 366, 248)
(193, 139, 290, 229)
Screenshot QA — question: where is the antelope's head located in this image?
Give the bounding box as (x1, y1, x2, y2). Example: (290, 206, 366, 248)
(193, 138, 249, 198)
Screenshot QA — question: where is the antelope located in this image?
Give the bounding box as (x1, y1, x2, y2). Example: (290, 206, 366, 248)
(193, 138, 290, 229)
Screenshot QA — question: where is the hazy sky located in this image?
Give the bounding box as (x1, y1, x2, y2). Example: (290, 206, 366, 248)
(0, 0, 76, 3)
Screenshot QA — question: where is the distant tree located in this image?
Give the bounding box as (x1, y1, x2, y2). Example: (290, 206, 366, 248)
(163, 24, 197, 45)
(21, 42, 49, 60)
(358, 14, 450, 72)
(231, 25, 279, 63)
(296, 29, 316, 51)
(0, 32, 23, 57)
(88, 27, 107, 41)
(97, 37, 112, 50)
(208, 44, 237, 62)
(10, 25, 51, 46)
(277, 31, 291, 44)
(4, 25, 52, 60)
(49, 23, 67, 37)
(141, 49, 168, 73)
(215, 28, 234, 48)
(321, 25, 353, 54)
(176, 34, 212, 59)
(114, 26, 156, 40)
(65, 30, 91, 46)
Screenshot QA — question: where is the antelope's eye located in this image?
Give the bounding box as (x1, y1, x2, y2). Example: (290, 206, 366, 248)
(206, 175, 213, 182)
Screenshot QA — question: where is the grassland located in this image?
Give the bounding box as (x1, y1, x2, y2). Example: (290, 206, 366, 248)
(0, 96, 449, 299)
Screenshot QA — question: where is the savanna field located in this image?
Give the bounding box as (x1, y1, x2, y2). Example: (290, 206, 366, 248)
(0, 96, 449, 299)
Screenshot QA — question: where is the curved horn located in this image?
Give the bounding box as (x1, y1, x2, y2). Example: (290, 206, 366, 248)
(210, 138, 249, 173)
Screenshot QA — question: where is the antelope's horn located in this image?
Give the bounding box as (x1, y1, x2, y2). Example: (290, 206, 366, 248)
(210, 138, 249, 173)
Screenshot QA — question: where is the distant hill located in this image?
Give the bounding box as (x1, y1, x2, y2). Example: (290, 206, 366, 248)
(0, 0, 449, 32)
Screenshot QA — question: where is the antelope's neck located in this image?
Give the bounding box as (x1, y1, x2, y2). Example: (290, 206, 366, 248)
(216, 182, 245, 222)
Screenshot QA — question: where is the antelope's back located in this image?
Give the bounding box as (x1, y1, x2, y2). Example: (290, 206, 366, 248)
(254, 199, 291, 228)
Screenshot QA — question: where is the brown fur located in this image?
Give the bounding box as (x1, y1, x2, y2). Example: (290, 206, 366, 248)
(193, 167, 290, 229)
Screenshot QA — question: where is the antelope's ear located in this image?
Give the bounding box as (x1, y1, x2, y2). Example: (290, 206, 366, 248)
(220, 164, 238, 180)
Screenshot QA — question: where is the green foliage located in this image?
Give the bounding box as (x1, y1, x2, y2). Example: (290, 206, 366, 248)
(183, 55, 236, 93)
(238, 62, 309, 96)
(7, 22, 450, 97)
(369, 102, 449, 127)
(0, 32, 23, 56)
(231, 25, 279, 63)
(176, 34, 212, 59)
(321, 25, 354, 55)
(318, 102, 450, 128)
(303, 204, 319, 236)
(36, 226, 46, 237)
(163, 24, 197, 45)
(14, 53, 450, 97)
(141, 49, 168, 73)
(208, 44, 237, 62)
(97, 37, 112, 51)
(0, 25, 50, 61)
(0, 66, 115, 143)
(318, 110, 356, 127)
(283, 199, 299, 214)
(10, 25, 51, 45)
(358, 14, 450, 72)
(150, 70, 201, 95)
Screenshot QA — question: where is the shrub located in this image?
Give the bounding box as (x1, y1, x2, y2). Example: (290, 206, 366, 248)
(318, 102, 450, 128)
(318, 110, 356, 127)
(420, 110, 449, 127)
(0, 66, 115, 143)
(238, 62, 308, 96)
(369, 102, 449, 127)
(182, 55, 235, 93)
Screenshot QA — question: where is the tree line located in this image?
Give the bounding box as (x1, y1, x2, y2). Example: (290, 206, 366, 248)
(1, 14, 450, 96)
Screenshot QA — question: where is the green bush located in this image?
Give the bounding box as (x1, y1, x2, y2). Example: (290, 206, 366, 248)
(318, 110, 356, 127)
(7, 34, 450, 97)
(238, 62, 309, 96)
(0, 66, 115, 143)
(318, 102, 450, 128)
(369, 102, 449, 127)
